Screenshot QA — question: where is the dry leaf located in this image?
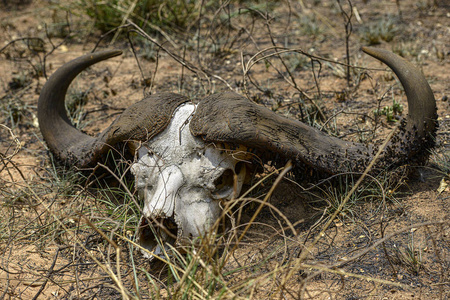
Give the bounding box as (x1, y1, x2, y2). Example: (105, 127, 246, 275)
(437, 178, 448, 195)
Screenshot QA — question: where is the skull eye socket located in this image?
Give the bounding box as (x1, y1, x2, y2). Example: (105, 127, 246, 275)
(212, 168, 235, 199)
(235, 161, 245, 176)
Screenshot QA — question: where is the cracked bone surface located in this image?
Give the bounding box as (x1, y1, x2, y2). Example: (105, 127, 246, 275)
(131, 103, 246, 258)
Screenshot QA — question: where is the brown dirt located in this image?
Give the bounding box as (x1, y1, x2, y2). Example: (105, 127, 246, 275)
(0, 0, 449, 299)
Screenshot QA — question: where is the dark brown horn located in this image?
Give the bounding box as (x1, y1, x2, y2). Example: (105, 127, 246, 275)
(40, 48, 436, 173)
(361, 46, 437, 164)
(38, 50, 189, 167)
(190, 47, 437, 174)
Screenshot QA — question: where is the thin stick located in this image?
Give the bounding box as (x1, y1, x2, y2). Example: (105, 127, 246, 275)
(231, 161, 292, 254)
(297, 126, 398, 262)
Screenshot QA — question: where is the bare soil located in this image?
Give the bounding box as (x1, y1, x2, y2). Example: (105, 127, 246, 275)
(0, 0, 449, 299)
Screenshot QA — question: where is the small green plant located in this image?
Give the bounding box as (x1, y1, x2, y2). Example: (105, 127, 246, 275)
(359, 17, 398, 45)
(314, 174, 369, 223)
(285, 53, 309, 72)
(8, 71, 32, 90)
(64, 88, 90, 130)
(392, 232, 424, 275)
(95, 186, 140, 237)
(78, 0, 203, 35)
(66, 89, 88, 115)
(374, 99, 404, 122)
(430, 149, 450, 175)
(298, 14, 324, 37)
(0, 95, 35, 128)
(392, 41, 421, 59)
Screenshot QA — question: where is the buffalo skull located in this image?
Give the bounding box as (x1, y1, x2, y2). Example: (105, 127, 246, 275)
(130, 103, 246, 257)
(38, 47, 437, 257)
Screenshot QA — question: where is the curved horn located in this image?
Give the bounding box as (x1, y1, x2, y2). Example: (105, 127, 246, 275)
(362, 46, 437, 164)
(38, 50, 189, 167)
(38, 50, 123, 162)
(190, 47, 437, 174)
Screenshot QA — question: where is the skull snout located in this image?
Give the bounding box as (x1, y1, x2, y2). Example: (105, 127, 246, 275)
(134, 164, 184, 258)
(134, 160, 247, 259)
(131, 103, 248, 259)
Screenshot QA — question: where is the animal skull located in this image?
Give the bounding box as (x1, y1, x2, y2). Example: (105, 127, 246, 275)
(131, 104, 246, 257)
(37, 47, 437, 259)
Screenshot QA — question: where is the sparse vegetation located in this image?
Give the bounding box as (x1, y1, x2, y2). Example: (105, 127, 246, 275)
(374, 98, 404, 122)
(359, 16, 398, 45)
(0, 0, 448, 299)
(298, 14, 325, 37)
(392, 231, 424, 276)
(77, 0, 206, 36)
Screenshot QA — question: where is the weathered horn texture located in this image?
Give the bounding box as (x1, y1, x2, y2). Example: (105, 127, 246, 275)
(190, 47, 437, 174)
(361, 46, 437, 163)
(39, 47, 437, 174)
(38, 50, 189, 167)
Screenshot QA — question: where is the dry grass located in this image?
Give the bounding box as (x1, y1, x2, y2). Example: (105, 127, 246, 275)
(1, 0, 449, 299)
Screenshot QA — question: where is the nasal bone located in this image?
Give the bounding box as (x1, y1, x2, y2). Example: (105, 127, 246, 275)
(142, 164, 184, 218)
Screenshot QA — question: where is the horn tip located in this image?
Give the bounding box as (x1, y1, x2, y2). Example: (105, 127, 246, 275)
(361, 46, 384, 58)
(96, 49, 123, 58)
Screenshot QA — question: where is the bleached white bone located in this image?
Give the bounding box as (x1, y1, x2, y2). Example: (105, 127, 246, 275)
(131, 104, 246, 258)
